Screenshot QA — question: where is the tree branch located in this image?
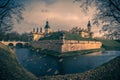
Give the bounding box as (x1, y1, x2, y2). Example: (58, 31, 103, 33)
(109, 0, 120, 12)
(0, 0, 10, 8)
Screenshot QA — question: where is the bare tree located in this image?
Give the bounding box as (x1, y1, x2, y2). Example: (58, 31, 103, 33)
(74, 0, 120, 39)
(0, 0, 24, 40)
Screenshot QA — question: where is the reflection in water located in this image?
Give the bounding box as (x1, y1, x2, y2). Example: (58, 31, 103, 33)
(86, 51, 102, 56)
(15, 48, 120, 77)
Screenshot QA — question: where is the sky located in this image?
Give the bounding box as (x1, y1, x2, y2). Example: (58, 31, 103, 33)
(13, 0, 102, 37)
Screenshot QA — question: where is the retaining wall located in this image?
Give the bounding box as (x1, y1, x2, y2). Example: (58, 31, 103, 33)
(31, 40, 102, 53)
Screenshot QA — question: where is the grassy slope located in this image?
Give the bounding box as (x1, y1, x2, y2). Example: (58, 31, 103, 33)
(99, 40, 120, 50)
(40, 56, 120, 80)
(0, 43, 38, 80)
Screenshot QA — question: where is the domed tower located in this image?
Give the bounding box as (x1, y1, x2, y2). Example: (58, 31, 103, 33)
(87, 20, 94, 38)
(87, 20, 91, 33)
(44, 20, 51, 34)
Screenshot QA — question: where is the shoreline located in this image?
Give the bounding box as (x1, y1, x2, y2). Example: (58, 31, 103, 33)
(46, 48, 103, 57)
(29, 47, 103, 57)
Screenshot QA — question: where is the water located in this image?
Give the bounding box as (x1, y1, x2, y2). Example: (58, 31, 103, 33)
(15, 48, 120, 77)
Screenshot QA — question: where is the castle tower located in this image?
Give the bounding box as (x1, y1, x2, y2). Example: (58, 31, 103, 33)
(44, 20, 51, 34)
(32, 27, 44, 41)
(40, 27, 42, 32)
(33, 28, 35, 33)
(87, 20, 91, 32)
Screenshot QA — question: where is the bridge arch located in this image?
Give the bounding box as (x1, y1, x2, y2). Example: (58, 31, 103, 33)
(8, 43, 14, 47)
(15, 43, 24, 48)
(24, 43, 30, 48)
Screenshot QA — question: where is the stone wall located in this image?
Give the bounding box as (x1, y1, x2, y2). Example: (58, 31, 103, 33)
(31, 40, 102, 53)
(62, 40, 102, 52)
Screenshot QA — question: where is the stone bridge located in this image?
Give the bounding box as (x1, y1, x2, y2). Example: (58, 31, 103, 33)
(0, 41, 29, 47)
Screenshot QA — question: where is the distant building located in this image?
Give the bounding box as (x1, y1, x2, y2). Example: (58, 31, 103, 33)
(32, 20, 52, 41)
(70, 20, 93, 38)
(32, 27, 44, 41)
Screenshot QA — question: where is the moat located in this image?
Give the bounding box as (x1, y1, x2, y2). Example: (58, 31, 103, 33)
(15, 48, 120, 77)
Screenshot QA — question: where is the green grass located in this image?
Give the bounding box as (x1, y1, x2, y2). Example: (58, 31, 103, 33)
(64, 32, 95, 41)
(98, 40, 120, 50)
(39, 31, 96, 41)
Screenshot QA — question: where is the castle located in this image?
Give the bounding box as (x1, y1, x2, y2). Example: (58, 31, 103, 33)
(31, 20, 102, 53)
(32, 20, 93, 41)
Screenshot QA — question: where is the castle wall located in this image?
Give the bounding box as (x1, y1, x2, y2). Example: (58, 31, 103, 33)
(61, 40, 102, 52)
(31, 40, 102, 53)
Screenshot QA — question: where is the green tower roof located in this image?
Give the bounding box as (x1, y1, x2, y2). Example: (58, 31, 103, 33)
(45, 21, 50, 28)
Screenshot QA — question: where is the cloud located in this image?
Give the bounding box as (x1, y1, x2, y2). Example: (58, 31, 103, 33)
(13, 0, 101, 36)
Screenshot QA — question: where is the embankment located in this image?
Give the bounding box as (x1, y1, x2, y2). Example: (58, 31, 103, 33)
(0, 43, 38, 80)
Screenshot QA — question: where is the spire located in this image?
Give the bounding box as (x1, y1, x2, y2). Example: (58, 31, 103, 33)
(87, 20, 91, 28)
(45, 20, 50, 28)
(87, 20, 92, 32)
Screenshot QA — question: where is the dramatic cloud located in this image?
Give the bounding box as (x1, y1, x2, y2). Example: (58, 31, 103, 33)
(13, 0, 101, 37)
